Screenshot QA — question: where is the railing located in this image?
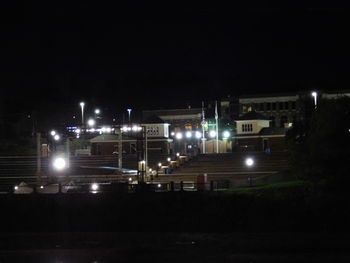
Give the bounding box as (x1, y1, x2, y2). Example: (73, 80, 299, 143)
(0, 180, 232, 195)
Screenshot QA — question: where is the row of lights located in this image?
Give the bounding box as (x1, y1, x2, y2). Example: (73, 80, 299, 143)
(171, 130, 231, 140)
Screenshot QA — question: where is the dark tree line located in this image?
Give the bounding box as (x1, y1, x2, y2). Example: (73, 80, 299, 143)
(287, 97, 350, 189)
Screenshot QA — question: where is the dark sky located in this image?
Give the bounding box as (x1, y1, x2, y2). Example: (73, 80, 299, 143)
(1, 2, 349, 119)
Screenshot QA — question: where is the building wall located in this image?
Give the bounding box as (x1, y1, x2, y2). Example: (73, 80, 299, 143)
(236, 120, 270, 135)
(91, 140, 171, 155)
(234, 136, 286, 152)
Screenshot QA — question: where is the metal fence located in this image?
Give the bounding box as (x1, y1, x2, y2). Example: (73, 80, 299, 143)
(0, 180, 232, 195)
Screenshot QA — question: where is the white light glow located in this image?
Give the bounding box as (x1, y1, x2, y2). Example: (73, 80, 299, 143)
(171, 132, 175, 136)
(176, 152, 180, 157)
(158, 162, 162, 167)
(157, 183, 161, 188)
(185, 131, 192, 138)
(91, 183, 99, 191)
(245, 158, 254, 167)
(128, 177, 132, 182)
(311, 91, 317, 97)
(54, 134, 60, 141)
(87, 119, 95, 127)
(209, 130, 217, 138)
(53, 157, 66, 170)
(167, 157, 171, 162)
(195, 131, 202, 139)
(40, 185, 44, 189)
(223, 131, 230, 138)
(14, 185, 18, 190)
(95, 109, 100, 114)
(50, 130, 56, 136)
(132, 125, 139, 132)
(175, 132, 183, 139)
(80, 102, 85, 107)
(75, 129, 81, 134)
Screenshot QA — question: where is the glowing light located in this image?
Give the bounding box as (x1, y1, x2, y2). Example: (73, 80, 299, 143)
(223, 131, 230, 139)
(14, 185, 18, 190)
(171, 132, 175, 136)
(50, 130, 56, 136)
(175, 132, 183, 139)
(40, 185, 44, 189)
(87, 119, 95, 127)
(209, 130, 216, 138)
(54, 134, 60, 141)
(157, 183, 161, 188)
(311, 91, 317, 97)
(75, 129, 81, 134)
(91, 183, 99, 191)
(53, 157, 66, 170)
(158, 162, 162, 167)
(195, 131, 202, 139)
(245, 158, 254, 167)
(80, 102, 85, 107)
(132, 125, 140, 132)
(176, 152, 180, 157)
(128, 177, 132, 182)
(167, 157, 171, 162)
(185, 131, 192, 138)
(95, 109, 100, 114)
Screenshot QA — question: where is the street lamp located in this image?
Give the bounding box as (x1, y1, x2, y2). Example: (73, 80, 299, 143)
(223, 131, 230, 139)
(195, 131, 202, 139)
(175, 132, 183, 139)
(87, 119, 96, 127)
(209, 130, 216, 138)
(311, 91, 318, 109)
(167, 157, 171, 162)
(185, 131, 192, 138)
(95, 109, 100, 115)
(50, 130, 56, 136)
(54, 134, 60, 141)
(80, 102, 85, 126)
(52, 157, 66, 171)
(127, 109, 132, 123)
(245, 157, 254, 167)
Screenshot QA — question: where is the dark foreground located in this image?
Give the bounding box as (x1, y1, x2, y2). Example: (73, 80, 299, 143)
(1, 187, 350, 262)
(1, 232, 350, 262)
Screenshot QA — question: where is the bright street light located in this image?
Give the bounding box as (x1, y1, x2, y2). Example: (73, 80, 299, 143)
(311, 91, 318, 109)
(209, 130, 217, 138)
(245, 157, 254, 167)
(91, 183, 99, 191)
(185, 131, 192, 138)
(158, 162, 162, 167)
(127, 108, 132, 122)
(80, 102, 85, 125)
(95, 109, 100, 114)
(50, 130, 56, 136)
(167, 157, 171, 162)
(175, 132, 183, 139)
(53, 157, 66, 171)
(223, 131, 230, 139)
(87, 119, 96, 127)
(195, 131, 202, 139)
(54, 134, 60, 141)
(176, 152, 180, 157)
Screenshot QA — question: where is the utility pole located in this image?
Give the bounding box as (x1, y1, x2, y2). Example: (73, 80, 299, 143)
(201, 101, 206, 154)
(36, 132, 41, 184)
(215, 100, 219, 153)
(118, 127, 123, 169)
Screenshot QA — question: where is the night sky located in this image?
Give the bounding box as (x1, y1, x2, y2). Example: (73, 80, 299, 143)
(1, 2, 349, 121)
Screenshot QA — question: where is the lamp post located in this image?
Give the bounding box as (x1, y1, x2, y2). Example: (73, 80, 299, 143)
(245, 157, 254, 186)
(127, 109, 132, 123)
(311, 91, 318, 110)
(80, 102, 85, 126)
